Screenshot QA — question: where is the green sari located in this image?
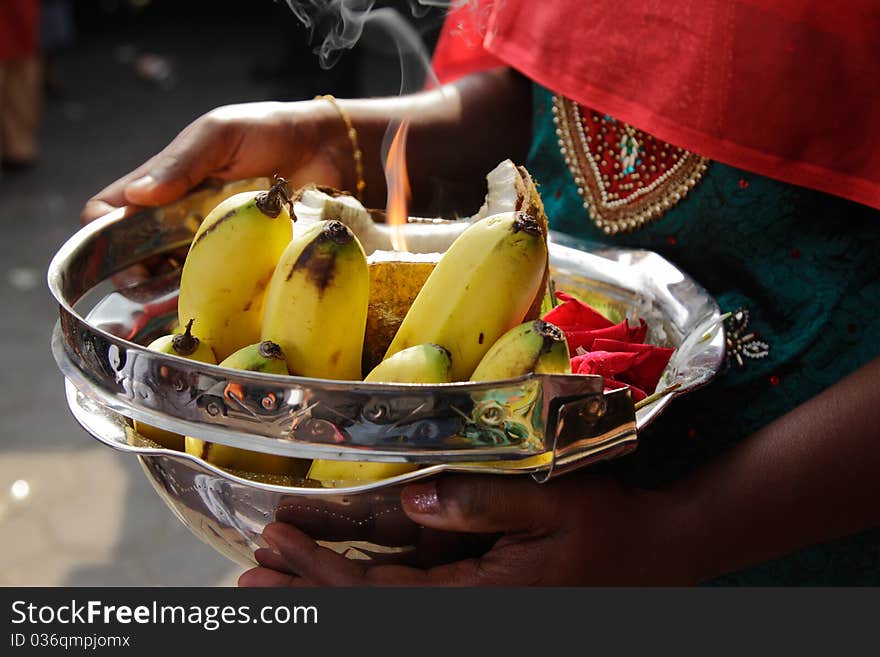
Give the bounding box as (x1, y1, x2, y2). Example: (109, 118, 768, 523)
(527, 85, 880, 585)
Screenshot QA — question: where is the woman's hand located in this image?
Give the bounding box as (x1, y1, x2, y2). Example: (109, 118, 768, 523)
(80, 68, 533, 227)
(239, 355, 880, 587)
(238, 472, 690, 587)
(79, 100, 346, 225)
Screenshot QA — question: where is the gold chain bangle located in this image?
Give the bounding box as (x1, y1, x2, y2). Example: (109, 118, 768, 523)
(314, 94, 366, 201)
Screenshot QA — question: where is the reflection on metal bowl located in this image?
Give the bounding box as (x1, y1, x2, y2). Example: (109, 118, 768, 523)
(50, 178, 725, 567)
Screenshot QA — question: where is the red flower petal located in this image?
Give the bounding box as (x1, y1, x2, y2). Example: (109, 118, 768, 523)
(560, 319, 648, 352)
(549, 291, 675, 402)
(571, 350, 641, 377)
(591, 339, 674, 392)
(543, 291, 614, 330)
(603, 378, 647, 402)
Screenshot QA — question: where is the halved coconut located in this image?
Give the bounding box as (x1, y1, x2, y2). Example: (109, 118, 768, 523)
(292, 185, 469, 255)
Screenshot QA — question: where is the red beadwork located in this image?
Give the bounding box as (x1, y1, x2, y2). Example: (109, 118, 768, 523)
(769, 375, 780, 386)
(791, 248, 801, 259)
(554, 96, 709, 233)
(666, 235, 677, 246)
(576, 110, 687, 203)
(739, 178, 750, 189)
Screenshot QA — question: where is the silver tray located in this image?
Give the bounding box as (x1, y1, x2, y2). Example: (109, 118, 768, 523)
(48, 179, 724, 565)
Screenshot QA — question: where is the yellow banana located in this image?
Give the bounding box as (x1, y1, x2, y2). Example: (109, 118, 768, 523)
(133, 319, 217, 450)
(307, 343, 452, 486)
(452, 321, 569, 473)
(363, 343, 452, 383)
(261, 220, 369, 380)
(185, 341, 306, 475)
(305, 459, 417, 486)
(470, 320, 571, 382)
(177, 177, 293, 361)
(384, 211, 548, 381)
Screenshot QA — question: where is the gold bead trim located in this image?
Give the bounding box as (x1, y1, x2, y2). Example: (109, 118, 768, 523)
(315, 94, 366, 201)
(552, 94, 710, 235)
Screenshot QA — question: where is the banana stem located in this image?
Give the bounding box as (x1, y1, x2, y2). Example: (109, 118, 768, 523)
(258, 341, 286, 361)
(512, 211, 541, 236)
(535, 319, 566, 354)
(172, 318, 200, 356)
(256, 175, 293, 218)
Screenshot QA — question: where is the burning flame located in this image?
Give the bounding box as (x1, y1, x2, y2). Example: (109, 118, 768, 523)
(385, 120, 411, 252)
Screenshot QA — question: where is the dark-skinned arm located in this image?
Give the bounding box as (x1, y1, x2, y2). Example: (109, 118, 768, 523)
(80, 67, 531, 224)
(239, 356, 880, 586)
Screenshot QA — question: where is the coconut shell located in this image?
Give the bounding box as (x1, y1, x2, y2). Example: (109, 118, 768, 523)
(362, 254, 440, 374)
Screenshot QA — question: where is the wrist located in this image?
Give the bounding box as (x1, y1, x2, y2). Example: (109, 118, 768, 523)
(311, 95, 366, 201)
(286, 98, 358, 195)
(633, 483, 712, 585)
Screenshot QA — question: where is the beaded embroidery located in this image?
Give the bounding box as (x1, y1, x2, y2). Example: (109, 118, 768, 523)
(724, 307, 770, 369)
(552, 95, 710, 234)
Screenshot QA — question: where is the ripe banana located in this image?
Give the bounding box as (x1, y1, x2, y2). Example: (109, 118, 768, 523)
(305, 459, 417, 486)
(307, 343, 452, 486)
(177, 177, 293, 361)
(384, 210, 548, 381)
(470, 320, 571, 382)
(261, 219, 369, 380)
(133, 319, 217, 450)
(185, 341, 305, 475)
(364, 343, 452, 383)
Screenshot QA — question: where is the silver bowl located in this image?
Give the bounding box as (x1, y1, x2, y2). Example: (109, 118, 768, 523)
(49, 179, 724, 567)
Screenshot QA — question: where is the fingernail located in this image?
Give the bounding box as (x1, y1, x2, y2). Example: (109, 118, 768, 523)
(126, 174, 157, 194)
(261, 542, 282, 557)
(402, 481, 440, 515)
(261, 528, 282, 553)
(253, 547, 281, 567)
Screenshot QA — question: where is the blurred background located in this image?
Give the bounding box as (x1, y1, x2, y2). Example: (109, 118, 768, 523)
(0, 0, 443, 586)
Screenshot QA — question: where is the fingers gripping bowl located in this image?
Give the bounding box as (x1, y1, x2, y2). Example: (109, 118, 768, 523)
(49, 173, 724, 566)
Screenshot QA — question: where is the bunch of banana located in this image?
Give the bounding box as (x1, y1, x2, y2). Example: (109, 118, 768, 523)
(177, 177, 293, 362)
(470, 320, 571, 381)
(384, 210, 549, 381)
(306, 343, 452, 486)
(133, 319, 217, 450)
(261, 219, 369, 380)
(184, 341, 307, 476)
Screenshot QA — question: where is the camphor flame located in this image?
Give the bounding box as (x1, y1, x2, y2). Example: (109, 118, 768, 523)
(384, 120, 411, 252)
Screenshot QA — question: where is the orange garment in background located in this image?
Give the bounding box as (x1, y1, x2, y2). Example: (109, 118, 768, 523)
(432, 0, 880, 210)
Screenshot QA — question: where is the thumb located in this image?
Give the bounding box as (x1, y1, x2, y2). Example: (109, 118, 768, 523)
(124, 155, 208, 207)
(400, 475, 558, 535)
(124, 124, 229, 206)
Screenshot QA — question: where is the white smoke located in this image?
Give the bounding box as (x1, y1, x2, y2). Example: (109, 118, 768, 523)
(280, 1, 482, 212)
(281, 2, 458, 80)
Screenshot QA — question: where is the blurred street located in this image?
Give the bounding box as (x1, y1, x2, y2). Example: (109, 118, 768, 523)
(0, 0, 438, 586)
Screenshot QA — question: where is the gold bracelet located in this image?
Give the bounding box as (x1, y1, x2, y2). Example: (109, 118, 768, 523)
(315, 94, 366, 201)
